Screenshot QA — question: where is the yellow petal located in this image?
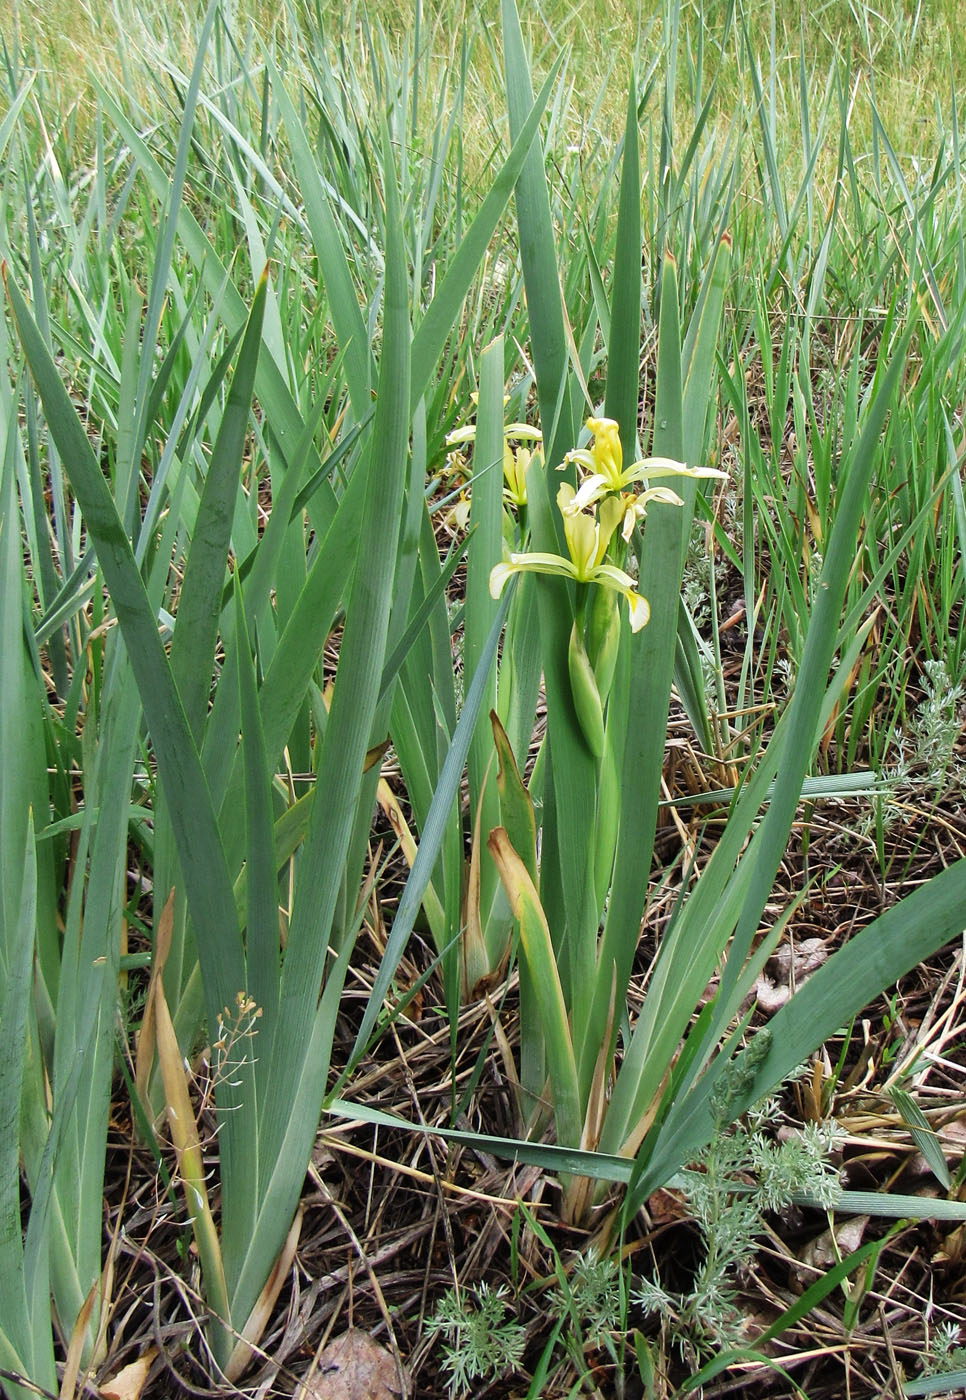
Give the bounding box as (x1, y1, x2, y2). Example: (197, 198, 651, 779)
(586, 416, 623, 485)
(564, 508, 599, 578)
(557, 481, 578, 512)
(489, 561, 515, 598)
(625, 590, 651, 632)
(596, 495, 624, 562)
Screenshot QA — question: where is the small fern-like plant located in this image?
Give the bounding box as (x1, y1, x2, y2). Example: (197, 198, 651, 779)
(925, 1321, 966, 1377)
(426, 1283, 527, 1397)
(634, 1067, 843, 1365)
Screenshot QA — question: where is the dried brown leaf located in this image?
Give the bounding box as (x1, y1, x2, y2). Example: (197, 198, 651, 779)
(789, 1215, 870, 1289)
(300, 1329, 407, 1400)
(99, 1349, 157, 1400)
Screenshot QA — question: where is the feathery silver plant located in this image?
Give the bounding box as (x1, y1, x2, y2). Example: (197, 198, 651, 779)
(633, 1065, 843, 1359)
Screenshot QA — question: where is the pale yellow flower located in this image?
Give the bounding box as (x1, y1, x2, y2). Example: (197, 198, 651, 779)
(566, 416, 726, 514)
(489, 483, 650, 632)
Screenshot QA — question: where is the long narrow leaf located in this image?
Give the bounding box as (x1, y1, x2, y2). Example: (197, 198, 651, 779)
(225, 125, 412, 1337)
(171, 267, 267, 737)
(634, 856, 966, 1209)
(3, 265, 246, 1029)
(604, 75, 642, 451)
(350, 592, 512, 1061)
(410, 58, 562, 407)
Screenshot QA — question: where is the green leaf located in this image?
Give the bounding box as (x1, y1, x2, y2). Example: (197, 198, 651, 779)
(0, 811, 56, 1399)
(905, 1369, 966, 1397)
(351, 593, 512, 1062)
(465, 337, 506, 935)
(327, 1098, 632, 1183)
(121, 0, 220, 534)
(410, 65, 563, 407)
(635, 855, 966, 1209)
(233, 578, 279, 1028)
(589, 250, 685, 1080)
(222, 126, 413, 1337)
(488, 827, 582, 1150)
(93, 85, 338, 531)
(171, 267, 267, 738)
(700, 326, 915, 1059)
(890, 1088, 952, 1191)
(501, 0, 576, 472)
(604, 74, 642, 453)
(267, 63, 374, 417)
(493, 711, 538, 885)
(3, 264, 246, 1036)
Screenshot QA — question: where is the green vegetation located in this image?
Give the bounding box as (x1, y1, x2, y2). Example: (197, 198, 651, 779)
(2, 0, 966, 1395)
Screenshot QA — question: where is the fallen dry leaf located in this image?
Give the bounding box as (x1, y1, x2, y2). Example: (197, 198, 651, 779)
(756, 937, 829, 1011)
(99, 1348, 157, 1400)
(646, 1186, 690, 1226)
(789, 1215, 869, 1290)
(300, 1328, 407, 1400)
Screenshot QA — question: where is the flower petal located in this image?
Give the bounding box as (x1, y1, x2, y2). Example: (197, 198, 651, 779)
(590, 562, 639, 591)
(564, 509, 599, 577)
(507, 550, 580, 577)
(490, 552, 580, 597)
(489, 561, 516, 599)
(503, 444, 530, 506)
(566, 474, 609, 512)
(587, 564, 650, 632)
(625, 589, 651, 631)
(557, 481, 578, 512)
(625, 456, 727, 484)
(586, 415, 619, 435)
(564, 447, 598, 475)
(586, 416, 623, 485)
(638, 486, 684, 507)
(446, 425, 478, 447)
(596, 495, 624, 562)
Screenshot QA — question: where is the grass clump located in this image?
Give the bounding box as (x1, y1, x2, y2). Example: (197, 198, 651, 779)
(3, 0, 966, 1397)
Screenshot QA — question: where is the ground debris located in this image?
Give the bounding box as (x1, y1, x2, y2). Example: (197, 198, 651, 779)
(299, 1328, 408, 1400)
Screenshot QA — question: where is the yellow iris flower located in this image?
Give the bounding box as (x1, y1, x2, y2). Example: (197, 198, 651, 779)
(565, 415, 726, 519)
(446, 420, 542, 509)
(489, 483, 650, 632)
